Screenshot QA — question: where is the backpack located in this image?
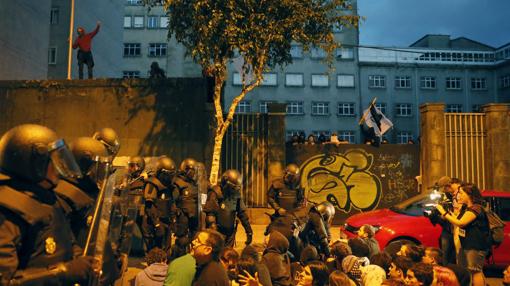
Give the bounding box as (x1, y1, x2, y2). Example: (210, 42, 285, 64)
(483, 205, 506, 245)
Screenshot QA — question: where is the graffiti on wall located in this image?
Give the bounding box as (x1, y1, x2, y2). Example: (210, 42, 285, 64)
(300, 149, 382, 213)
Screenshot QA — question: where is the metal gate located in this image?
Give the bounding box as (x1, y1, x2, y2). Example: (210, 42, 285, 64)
(221, 113, 269, 207)
(444, 113, 487, 189)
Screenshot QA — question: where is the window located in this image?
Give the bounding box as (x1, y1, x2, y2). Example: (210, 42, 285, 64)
(336, 48, 354, 60)
(285, 73, 304, 87)
(290, 45, 303, 59)
(501, 75, 510, 88)
(123, 71, 140, 78)
(48, 47, 57, 65)
(472, 105, 482, 112)
(395, 104, 412, 117)
(420, 76, 436, 89)
(311, 74, 329, 87)
(133, 16, 144, 28)
(148, 43, 167, 57)
(126, 0, 142, 4)
(446, 77, 462, 90)
(471, 78, 487, 90)
(262, 73, 278, 86)
(313, 130, 331, 138)
(338, 131, 355, 143)
(395, 76, 411, 89)
(375, 103, 386, 115)
(147, 16, 158, 28)
(286, 101, 304, 115)
(286, 130, 304, 141)
(337, 103, 355, 116)
(50, 7, 59, 25)
(236, 101, 251, 113)
(123, 16, 132, 28)
(337, 75, 354, 88)
(123, 43, 141, 56)
(232, 73, 242, 85)
(368, 75, 385, 88)
(397, 131, 413, 144)
(160, 16, 169, 28)
(311, 102, 329, 116)
(446, 104, 463, 113)
(259, 101, 274, 113)
(311, 47, 326, 59)
(332, 23, 344, 33)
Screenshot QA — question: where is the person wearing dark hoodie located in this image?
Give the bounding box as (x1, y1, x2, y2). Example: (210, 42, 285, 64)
(241, 245, 273, 286)
(262, 231, 293, 286)
(291, 245, 321, 284)
(136, 248, 169, 286)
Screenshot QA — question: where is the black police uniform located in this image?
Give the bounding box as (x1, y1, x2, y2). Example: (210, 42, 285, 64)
(204, 185, 252, 247)
(299, 206, 331, 257)
(0, 175, 83, 285)
(54, 177, 120, 286)
(172, 174, 199, 239)
(267, 178, 305, 213)
(142, 175, 176, 250)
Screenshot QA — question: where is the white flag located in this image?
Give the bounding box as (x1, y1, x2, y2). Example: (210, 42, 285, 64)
(362, 104, 393, 137)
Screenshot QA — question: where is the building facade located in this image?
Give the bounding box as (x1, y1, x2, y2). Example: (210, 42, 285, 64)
(122, 0, 202, 78)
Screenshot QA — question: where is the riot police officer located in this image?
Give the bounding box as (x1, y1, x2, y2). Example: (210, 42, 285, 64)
(92, 127, 120, 158)
(300, 201, 335, 257)
(142, 156, 177, 250)
(173, 158, 200, 240)
(53, 137, 120, 285)
(267, 163, 305, 216)
(204, 169, 253, 247)
(0, 124, 94, 285)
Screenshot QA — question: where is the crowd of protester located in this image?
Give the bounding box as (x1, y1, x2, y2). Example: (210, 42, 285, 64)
(130, 223, 510, 286)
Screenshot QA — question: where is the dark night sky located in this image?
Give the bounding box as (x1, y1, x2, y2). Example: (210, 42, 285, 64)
(357, 0, 510, 48)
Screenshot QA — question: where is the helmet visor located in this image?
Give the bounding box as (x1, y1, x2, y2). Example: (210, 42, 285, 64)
(89, 156, 113, 185)
(98, 138, 120, 157)
(48, 139, 83, 179)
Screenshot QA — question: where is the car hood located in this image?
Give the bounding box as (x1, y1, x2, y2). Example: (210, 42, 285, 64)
(346, 208, 406, 228)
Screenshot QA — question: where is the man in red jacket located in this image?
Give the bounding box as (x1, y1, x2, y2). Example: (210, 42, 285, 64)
(73, 21, 100, 79)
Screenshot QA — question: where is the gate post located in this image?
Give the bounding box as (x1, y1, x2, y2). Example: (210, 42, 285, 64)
(420, 103, 446, 190)
(267, 103, 287, 189)
(483, 104, 510, 191)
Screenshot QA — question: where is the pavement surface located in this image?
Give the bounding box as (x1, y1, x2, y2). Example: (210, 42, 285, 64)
(114, 225, 504, 285)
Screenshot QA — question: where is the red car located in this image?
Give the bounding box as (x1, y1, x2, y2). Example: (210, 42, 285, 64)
(340, 190, 510, 267)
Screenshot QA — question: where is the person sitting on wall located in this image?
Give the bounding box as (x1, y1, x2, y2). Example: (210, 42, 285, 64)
(150, 62, 166, 79)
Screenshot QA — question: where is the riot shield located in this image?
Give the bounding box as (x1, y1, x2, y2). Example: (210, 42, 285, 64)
(195, 162, 208, 230)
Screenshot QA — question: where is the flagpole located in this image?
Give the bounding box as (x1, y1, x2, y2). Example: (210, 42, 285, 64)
(358, 97, 378, 125)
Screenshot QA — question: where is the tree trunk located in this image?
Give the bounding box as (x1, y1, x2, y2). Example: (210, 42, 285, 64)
(209, 128, 225, 186)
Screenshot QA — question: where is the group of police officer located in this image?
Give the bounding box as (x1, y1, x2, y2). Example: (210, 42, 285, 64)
(0, 123, 336, 286)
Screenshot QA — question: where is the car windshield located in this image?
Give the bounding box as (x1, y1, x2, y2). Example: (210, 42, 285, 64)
(390, 193, 438, 216)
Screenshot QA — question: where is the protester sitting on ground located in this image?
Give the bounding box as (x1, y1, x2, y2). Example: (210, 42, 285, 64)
(342, 255, 363, 285)
(348, 238, 370, 265)
(221, 247, 240, 282)
(237, 256, 264, 286)
(361, 264, 387, 286)
(262, 231, 293, 286)
(370, 252, 392, 275)
(388, 256, 413, 281)
(421, 247, 459, 286)
(327, 241, 352, 272)
(503, 264, 510, 286)
(192, 229, 230, 286)
(405, 263, 433, 286)
(291, 245, 321, 283)
(397, 244, 424, 263)
(135, 247, 168, 286)
(163, 239, 196, 286)
(296, 260, 329, 286)
(358, 224, 380, 257)
(329, 270, 356, 286)
(240, 245, 273, 286)
(381, 279, 406, 286)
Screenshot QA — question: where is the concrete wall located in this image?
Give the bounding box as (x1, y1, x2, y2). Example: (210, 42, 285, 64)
(48, 0, 124, 79)
(0, 78, 214, 166)
(0, 0, 52, 80)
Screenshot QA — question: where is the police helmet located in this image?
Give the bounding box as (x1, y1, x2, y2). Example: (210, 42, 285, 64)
(127, 156, 145, 177)
(0, 124, 82, 183)
(284, 163, 300, 185)
(70, 137, 110, 182)
(155, 156, 176, 185)
(316, 201, 335, 223)
(220, 169, 242, 192)
(92, 128, 120, 157)
(179, 158, 197, 180)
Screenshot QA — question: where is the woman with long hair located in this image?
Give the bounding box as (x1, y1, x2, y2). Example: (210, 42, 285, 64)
(436, 184, 491, 286)
(296, 261, 329, 286)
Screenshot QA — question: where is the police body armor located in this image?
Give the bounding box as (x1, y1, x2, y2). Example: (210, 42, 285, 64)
(205, 185, 242, 236)
(268, 178, 304, 212)
(126, 176, 146, 211)
(0, 182, 75, 278)
(173, 175, 198, 218)
(144, 176, 174, 219)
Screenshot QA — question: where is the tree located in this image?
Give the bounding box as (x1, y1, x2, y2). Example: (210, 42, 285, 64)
(161, 0, 359, 184)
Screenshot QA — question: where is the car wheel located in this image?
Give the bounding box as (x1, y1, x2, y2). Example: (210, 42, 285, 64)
(385, 239, 417, 257)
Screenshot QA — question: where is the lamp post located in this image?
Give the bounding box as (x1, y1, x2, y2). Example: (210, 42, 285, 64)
(67, 0, 75, 80)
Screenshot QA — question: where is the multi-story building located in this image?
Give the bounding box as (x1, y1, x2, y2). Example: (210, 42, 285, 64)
(122, 0, 201, 78)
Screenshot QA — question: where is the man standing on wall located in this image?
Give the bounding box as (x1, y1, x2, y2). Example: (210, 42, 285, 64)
(73, 21, 100, 79)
